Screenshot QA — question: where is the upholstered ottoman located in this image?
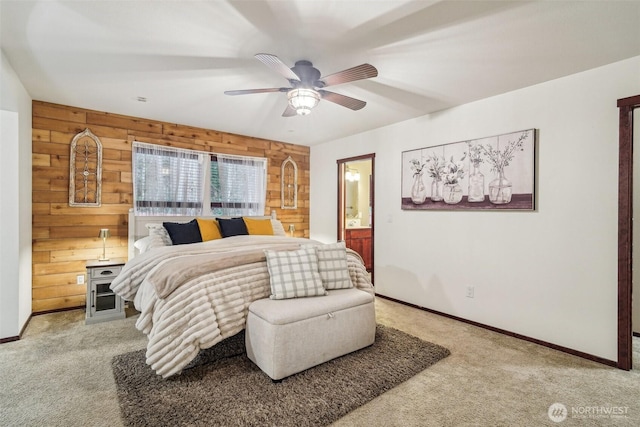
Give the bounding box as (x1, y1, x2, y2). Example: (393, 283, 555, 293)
(245, 288, 376, 380)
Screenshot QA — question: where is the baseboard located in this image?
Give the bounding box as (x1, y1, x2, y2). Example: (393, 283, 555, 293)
(634, 331, 640, 338)
(19, 313, 32, 337)
(376, 293, 618, 369)
(32, 305, 84, 316)
(0, 313, 33, 345)
(1, 306, 83, 345)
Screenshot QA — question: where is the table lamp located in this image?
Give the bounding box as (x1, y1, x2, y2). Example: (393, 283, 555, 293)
(98, 228, 110, 261)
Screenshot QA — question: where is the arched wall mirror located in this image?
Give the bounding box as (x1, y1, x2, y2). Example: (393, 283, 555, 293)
(337, 154, 375, 280)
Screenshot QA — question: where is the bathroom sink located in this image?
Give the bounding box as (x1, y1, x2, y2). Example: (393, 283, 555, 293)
(346, 219, 361, 228)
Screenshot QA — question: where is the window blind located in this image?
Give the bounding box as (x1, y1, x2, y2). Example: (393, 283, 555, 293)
(133, 142, 205, 215)
(211, 154, 267, 216)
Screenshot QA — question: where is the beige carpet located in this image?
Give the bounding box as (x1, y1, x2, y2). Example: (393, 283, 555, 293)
(1, 299, 639, 426)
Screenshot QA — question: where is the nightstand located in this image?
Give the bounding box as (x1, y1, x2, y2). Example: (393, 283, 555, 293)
(85, 259, 126, 325)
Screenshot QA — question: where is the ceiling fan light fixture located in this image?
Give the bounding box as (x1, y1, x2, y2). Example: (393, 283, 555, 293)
(225, 54, 377, 117)
(287, 88, 320, 115)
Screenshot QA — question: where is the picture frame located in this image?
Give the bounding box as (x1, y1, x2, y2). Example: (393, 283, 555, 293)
(401, 129, 536, 211)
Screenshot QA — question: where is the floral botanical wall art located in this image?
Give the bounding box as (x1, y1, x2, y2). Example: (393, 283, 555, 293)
(401, 129, 536, 210)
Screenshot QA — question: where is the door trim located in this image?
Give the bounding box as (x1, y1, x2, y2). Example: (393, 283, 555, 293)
(617, 94, 640, 370)
(337, 153, 375, 280)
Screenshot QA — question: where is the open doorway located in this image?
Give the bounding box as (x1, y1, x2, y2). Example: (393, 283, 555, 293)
(337, 154, 375, 282)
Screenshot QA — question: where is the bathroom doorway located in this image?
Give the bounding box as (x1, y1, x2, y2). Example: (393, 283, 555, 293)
(337, 154, 375, 282)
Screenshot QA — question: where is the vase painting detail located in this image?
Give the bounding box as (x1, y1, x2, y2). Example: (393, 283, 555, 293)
(467, 144, 485, 202)
(431, 179, 443, 202)
(488, 171, 512, 204)
(409, 158, 428, 204)
(426, 153, 445, 202)
(401, 129, 534, 211)
(442, 153, 466, 204)
(410, 172, 427, 204)
(443, 183, 463, 204)
(480, 132, 528, 205)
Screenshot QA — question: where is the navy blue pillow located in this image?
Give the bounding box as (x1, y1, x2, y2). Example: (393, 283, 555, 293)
(163, 219, 202, 245)
(218, 217, 249, 237)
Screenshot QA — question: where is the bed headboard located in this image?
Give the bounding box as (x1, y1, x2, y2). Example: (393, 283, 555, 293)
(127, 208, 277, 260)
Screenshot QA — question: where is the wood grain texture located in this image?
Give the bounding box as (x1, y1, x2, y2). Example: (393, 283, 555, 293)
(345, 228, 372, 271)
(32, 100, 310, 313)
(617, 102, 636, 370)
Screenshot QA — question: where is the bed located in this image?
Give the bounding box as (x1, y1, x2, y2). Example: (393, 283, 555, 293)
(111, 209, 374, 378)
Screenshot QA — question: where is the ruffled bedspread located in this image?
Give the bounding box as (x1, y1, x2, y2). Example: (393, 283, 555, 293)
(110, 235, 374, 378)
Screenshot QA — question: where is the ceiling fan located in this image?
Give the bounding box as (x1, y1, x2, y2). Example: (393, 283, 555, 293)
(224, 53, 378, 117)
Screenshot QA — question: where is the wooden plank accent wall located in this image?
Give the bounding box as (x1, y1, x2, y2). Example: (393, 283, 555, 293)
(32, 101, 310, 313)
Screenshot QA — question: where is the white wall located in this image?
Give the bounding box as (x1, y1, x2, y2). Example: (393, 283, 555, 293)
(311, 56, 640, 362)
(1, 49, 32, 339)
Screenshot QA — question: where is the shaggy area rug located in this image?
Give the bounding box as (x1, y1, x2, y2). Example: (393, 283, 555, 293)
(112, 325, 450, 427)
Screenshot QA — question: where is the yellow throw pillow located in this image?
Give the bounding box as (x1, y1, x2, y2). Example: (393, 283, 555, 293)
(243, 217, 274, 235)
(196, 218, 222, 241)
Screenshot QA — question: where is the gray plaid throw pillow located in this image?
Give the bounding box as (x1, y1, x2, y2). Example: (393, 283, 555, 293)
(309, 242, 353, 290)
(265, 247, 327, 300)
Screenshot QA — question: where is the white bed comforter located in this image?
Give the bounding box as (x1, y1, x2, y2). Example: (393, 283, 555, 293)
(110, 235, 374, 378)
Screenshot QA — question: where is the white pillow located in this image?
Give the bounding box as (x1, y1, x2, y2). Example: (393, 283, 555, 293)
(311, 241, 353, 290)
(264, 247, 327, 300)
(145, 223, 172, 246)
(270, 219, 286, 236)
(134, 235, 167, 254)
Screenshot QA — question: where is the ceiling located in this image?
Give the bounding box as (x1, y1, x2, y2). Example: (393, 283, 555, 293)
(2, 1, 639, 146)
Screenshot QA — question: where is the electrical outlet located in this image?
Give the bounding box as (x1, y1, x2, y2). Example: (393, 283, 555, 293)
(466, 286, 474, 298)
(77, 274, 85, 285)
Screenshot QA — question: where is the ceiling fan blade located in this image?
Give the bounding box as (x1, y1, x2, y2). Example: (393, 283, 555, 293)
(319, 64, 378, 87)
(282, 105, 297, 117)
(255, 53, 301, 82)
(224, 88, 288, 96)
(318, 90, 367, 111)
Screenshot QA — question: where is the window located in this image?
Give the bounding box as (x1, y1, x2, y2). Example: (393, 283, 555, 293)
(133, 142, 205, 215)
(211, 154, 268, 216)
(133, 142, 267, 216)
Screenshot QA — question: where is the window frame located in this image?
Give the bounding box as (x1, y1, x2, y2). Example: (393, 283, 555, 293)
(209, 153, 268, 216)
(132, 142, 268, 216)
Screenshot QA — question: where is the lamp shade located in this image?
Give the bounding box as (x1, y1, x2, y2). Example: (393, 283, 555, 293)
(98, 228, 110, 239)
(287, 88, 320, 115)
